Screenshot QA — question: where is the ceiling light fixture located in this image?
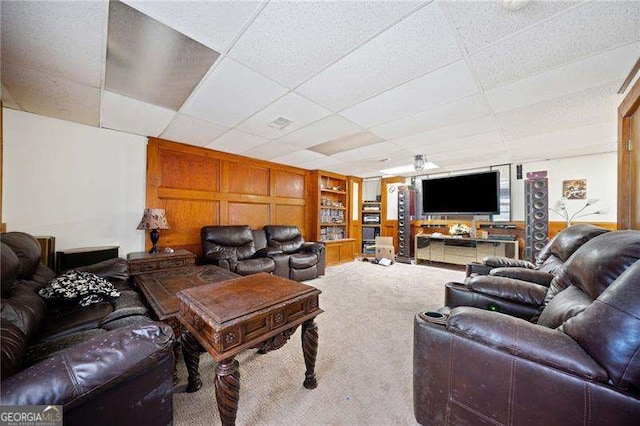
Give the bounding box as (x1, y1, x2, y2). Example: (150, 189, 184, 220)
(414, 154, 426, 171)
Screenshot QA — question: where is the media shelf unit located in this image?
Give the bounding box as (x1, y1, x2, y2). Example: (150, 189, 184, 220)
(361, 200, 381, 255)
(415, 234, 518, 266)
(310, 170, 356, 266)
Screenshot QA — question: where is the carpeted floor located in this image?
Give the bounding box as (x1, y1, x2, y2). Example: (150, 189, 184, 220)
(173, 260, 465, 425)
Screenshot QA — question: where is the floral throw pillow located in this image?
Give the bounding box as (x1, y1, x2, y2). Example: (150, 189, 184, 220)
(39, 270, 120, 307)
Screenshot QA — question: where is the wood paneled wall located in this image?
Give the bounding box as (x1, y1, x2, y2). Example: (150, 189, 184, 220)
(146, 138, 310, 257)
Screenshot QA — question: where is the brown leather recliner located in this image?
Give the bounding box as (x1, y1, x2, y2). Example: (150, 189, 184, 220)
(201, 225, 278, 276)
(264, 225, 325, 282)
(414, 230, 640, 425)
(450, 224, 611, 319)
(1, 232, 174, 425)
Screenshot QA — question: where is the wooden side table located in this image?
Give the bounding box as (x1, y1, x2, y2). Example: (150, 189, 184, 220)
(177, 273, 322, 425)
(127, 249, 196, 276)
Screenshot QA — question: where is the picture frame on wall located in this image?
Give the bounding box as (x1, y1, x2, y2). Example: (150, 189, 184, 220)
(562, 179, 587, 199)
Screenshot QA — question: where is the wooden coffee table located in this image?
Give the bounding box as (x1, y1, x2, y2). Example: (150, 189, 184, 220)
(133, 265, 241, 382)
(133, 265, 240, 334)
(177, 273, 323, 425)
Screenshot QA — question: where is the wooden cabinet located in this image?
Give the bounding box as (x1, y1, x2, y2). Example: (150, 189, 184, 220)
(127, 249, 196, 276)
(324, 239, 357, 266)
(310, 170, 356, 266)
(415, 235, 518, 266)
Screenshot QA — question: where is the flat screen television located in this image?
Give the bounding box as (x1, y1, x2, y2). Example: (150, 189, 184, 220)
(422, 171, 500, 215)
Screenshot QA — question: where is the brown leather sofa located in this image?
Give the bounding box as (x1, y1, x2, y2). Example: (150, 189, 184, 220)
(201, 225, 278, 275)
(1, 232, 174, 425)
(201, 225, 325, 281)
(449, 224, 610, 319)
(414, 230, 640, 425)
(264, 225, 326, 281)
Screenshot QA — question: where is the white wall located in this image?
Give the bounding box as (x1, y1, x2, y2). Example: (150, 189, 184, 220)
(3, 108, 147, 256)
(511, 152, 617, 223)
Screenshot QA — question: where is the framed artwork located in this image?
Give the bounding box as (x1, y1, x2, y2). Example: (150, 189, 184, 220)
(562, 179, 587, 199)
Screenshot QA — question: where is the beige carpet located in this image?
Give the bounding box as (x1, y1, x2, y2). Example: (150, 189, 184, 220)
(173, 260, 465, 425)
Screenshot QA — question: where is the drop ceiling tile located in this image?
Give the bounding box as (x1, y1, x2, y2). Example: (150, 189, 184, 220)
(486, 42, 640, 113)
(2, 62, 100, 126)
(228, 1, 421, 87)
(326, 163, 380, 177)
(240, 141, 299, 161)
(106, 0, 220, 111)
(496, 83, 620, 141)
(101, 91, 175, 137)
(332, 142, 402, 162)
(1, 85, 22, 110)
(296, 156, 346, 171)
(340, 60, 479, 128)
(371, 94, 491, 140)
(425, 133, 505, 159)
(271, 150, 326, 167)
(1, 1, 107, 87)
(297, 3, 462, 111)
(122, 1, 263, 52)
(160, 114, 228, 146)
(442, 1, 579, 54)
(206, 129, 269, 155)
(275, 115, 364, 149)
(430, 144, 511, 167)
(308, 131, 384, 156)
(470, 2, 640, 89)
(236, 92, 332, 139)
(505, 121, 617, 162)
(392, 116, 497, 150)
(182, 58, 288, 127)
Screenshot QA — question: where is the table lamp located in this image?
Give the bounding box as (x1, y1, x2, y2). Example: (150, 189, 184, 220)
(137, 208, 170, 254)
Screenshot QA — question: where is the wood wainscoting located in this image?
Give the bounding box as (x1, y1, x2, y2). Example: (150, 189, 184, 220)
(146, 138, 310, 257)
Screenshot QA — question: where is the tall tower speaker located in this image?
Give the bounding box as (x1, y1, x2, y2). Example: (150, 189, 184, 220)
(397, 185, 417, 264)
(524, 171, 549, 263)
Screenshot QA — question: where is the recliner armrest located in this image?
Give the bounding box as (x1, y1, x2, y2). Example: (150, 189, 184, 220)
(466, 275, 547, 306)
(302, 242, 324, 255)
(490, 267, 554, 286)
(483, 256, 535, 269)
(76, 258, 129, 281)
(465, 262, 493, 277)
(446, 307, 608, 381)
(0, 322, 174, 406)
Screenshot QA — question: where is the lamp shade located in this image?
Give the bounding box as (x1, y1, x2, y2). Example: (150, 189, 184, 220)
(136, 208, 170, 230)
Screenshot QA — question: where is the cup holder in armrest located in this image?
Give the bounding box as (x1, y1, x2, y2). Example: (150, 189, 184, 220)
(419, 311, 448, 325)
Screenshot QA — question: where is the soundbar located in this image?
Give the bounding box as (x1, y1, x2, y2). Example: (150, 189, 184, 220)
(488, 234, 517, 241)
(479, 224, 517, 229)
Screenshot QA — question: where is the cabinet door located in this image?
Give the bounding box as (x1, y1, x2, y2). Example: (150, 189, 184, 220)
(339, 241, 354, 261)
(326, 244, 340, 265)
(494, 242, 507, 258)
(430, 239, 445, 262)
(476, 241, 496, 262)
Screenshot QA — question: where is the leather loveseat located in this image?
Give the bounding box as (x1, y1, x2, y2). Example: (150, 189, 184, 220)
(1, 232, 174, 425)
(201, 225, 278, 276)
(201, 225, 325, 281)
(450, 224, 610, 319)
(414, 230, 640, 425)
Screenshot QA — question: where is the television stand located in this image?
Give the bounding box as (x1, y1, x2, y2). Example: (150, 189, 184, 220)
(415, 234, 518, 266)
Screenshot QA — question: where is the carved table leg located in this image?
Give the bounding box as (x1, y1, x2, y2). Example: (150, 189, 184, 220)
(181, 331, 203, 393)
(301, 319, 318, 389)
(215, 358, 240, 426)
